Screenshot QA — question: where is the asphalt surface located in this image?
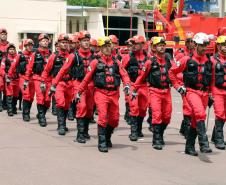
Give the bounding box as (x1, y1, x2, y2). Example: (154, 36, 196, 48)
(0, 89, 226, 185)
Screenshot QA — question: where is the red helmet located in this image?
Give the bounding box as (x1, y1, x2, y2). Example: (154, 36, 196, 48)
(69, 35, 79, 43)
(78, 30, 91, 40)
(109, 35, 118, 44)
(38, 33, 49, 41)
(90, 38, 98, 46)
(132, 35, 146, 43)
(7, 43, 16, 51)
(0, 27, 7, 34)
(24, 39, 34, 46)
(58, 33, 69, 42)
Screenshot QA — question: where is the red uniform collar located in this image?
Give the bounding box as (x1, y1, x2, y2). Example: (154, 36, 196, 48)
(58, 49, 69, 57)
(78, 48, 91, 57)
(37, 48, 50, 56)
(23, 50, 33, 57)
(218, 51, 226, 60)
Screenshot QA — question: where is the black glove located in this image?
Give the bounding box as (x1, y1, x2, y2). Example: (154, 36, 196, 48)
(177, 85, 186, 95)
(131, 90, 137, 100)
(48, 84, 56, 96)
(208, 96, 214, 108)
(123, 85, 130, 96)
(23, 80, 29, 90)
(75, 92, 81, 103)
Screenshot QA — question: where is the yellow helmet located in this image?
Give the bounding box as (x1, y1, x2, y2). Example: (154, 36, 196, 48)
(216, 35, 226, 44)
(152, 36, 166, 45)
(98, 36, 112, 47)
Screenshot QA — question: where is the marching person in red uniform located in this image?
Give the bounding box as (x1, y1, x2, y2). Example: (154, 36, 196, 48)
(42, 34, 72, 135)
(169, 32, 213, 156)
(90, 38, 100, 55)
(109, 35, 122, 62)
(67, 34, 80, 121)
(133, 37, 173, 150)
(1, 44, 19, 116)
(0, 27, 9, 111)
(174, 32, 195, 138)
(24, 33, 51, 127)
(77, 36, 131, 152)
(122, 35, 149, 141)
(210, 35, 226, 150)
(122, 38, 133, 124)
(8, 39, 35, 121)
(52, 30, 94, 143)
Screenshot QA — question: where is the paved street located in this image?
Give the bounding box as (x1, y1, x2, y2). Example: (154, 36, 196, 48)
(0, 89, 226, 185)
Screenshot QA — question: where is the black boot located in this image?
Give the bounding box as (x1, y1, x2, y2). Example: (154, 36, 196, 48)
(180, 115, 191, 139)
(57, 108, 66, 135)
(147, 108, 153, 132)
(124, 103, 130, 122)
(51, 96, 57, 116)
(106, 124, 114, 147)
(18, 92, 22, 111)
(3, 94, 7, 110)
(152, 124, 162, 150)
(160, 123, 168, 145)
(0, 91, 3, 112)
(84, 117, 90, 140)
(75, 118, 86, 143)
(137, 116, 144, 137)
(98, 125, 108, 152)
(6, 96, 13, 116)
(67, 101, 75, 121)
(185, 127, 198, 156)
(196, 121, 212, 153)
(12, 97, 18, 114)
(212, 120, 225, 150)
(64, 110, 69, 132)
(37, 104, 47, 127)
(129, 116, 138, 141)
(22, 100, 31, 122)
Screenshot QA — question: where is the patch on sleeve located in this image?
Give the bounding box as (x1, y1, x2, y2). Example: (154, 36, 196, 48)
(88, 66, 92, 71)
(175, 60, 181, 67)
(65, 58, 69, 63)
(142, 66, 146, 71)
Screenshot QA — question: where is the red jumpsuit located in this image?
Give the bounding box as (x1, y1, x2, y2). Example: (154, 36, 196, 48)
(25, 48, 51, 107)
(78, 53, 130, 128)
(1, 53, 20, 97)
(8, 50, 35, 102)
(134, 54, 172, 125)
(53, 48, 94, 119)
(123, 50, 148, 118)
(174, 48, 192, 117)
(41, 50, 73, 110)
(169, 51, 210, 128)
(211, 52, 226, 121)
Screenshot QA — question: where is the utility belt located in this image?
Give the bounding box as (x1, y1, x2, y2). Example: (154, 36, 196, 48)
(216, 86, 226, 91)
(188, 86, 208, 92)
(98, 86, 118, 91)
(62, 77, 72, 82)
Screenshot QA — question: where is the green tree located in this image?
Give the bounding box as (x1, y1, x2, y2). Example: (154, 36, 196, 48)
(67, 0, 109, 7)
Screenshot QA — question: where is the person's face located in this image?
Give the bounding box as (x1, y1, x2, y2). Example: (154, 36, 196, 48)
(218, 43, 226, 55)
(80, 38, 90, 50)
(39, 38, 49, 48)
(185, 39, 195, 50)
(132, 43, 143, 52)
(155, 43, 166, 54)
(69, 42, 76, 50)
(101, 43, 112, 56)
(59, 40, 69, 51)
(8, 48, 16, 55)
(25, 44, 33, 52)
(196, 44, 207, 56)
(0, 32, 7, 41)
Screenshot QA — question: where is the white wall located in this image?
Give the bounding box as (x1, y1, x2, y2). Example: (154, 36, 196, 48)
(0, 0, 66, 48)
